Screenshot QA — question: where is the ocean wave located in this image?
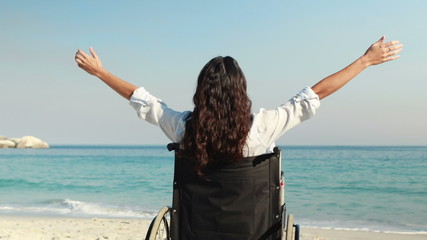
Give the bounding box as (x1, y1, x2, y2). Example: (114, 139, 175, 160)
(0, 199, 156, 219)
(0, 178, 102, 191)
(60, 199, 155, 218)
(0, 178, 39, 188)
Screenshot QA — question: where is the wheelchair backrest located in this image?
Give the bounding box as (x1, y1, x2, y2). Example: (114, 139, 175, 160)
(168, 143, 283, 240)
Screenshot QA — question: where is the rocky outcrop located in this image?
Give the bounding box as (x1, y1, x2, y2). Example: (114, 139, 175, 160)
(0, 135, 49, 148)
(0, 139, 16, 148)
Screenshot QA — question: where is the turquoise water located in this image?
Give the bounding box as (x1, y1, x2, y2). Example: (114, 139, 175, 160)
(0, 145, 426, 233)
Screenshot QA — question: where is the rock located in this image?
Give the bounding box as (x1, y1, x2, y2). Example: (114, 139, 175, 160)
(16, 136, 49, 149)
(0, 139, 16, 148)
(0, 135, 49, 149)
(9, 138, 21, 144)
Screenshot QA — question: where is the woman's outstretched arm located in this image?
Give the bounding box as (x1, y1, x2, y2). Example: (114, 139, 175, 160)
(75, 47, 138, 100)
(312, 36, 403, 100)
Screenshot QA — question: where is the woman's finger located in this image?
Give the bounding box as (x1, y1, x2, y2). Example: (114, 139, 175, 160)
(374, 36, 385, 45)
(75, 58, 83, 65)
(384, 55, 400, 62)
(89, 47, 99, 60)
(382, 40, 400, 48)
(387, 48, 403, 57)
(76, 49, 85, 58)
(75, 53, 86, 63)
(387, 44, 404, 51)
(78, 50, 91, 59)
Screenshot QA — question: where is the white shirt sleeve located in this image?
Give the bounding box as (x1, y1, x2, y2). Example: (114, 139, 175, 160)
(246, 86, 320, 155)
(129, 87, 189, 142)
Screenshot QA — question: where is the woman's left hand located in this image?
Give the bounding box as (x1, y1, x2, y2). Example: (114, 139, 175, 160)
(75, 47, 104, 77)
(362, 36, 403, 67)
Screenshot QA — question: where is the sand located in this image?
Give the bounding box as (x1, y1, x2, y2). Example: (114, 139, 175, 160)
(0, 216, 426, 240)
(0, 216, 150, 240)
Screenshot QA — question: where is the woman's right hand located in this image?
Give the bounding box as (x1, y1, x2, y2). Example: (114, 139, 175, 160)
(75, 47, 105, 77)
(362, 36, 403, 67)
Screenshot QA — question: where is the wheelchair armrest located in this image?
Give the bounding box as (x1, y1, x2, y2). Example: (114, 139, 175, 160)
(167, 143, 178, 151)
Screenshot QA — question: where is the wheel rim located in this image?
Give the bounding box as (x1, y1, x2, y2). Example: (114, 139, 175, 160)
(285, 214, 294, 240)
(154, 216, 170, 240)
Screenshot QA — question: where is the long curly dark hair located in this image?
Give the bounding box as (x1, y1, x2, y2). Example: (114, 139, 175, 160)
(177, 56, 252, 176)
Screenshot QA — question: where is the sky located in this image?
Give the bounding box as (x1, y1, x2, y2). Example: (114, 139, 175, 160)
(1, 0, 426, 146)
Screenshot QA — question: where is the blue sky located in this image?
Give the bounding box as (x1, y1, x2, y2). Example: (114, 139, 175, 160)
(1, 0, 426, 145)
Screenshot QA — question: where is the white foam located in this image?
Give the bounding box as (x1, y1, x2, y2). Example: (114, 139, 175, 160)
(60, 199, 154, 218)
(0, 199, 156, 219)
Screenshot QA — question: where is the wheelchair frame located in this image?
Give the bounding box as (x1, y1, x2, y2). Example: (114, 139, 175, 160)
(145, 144, 300, 240)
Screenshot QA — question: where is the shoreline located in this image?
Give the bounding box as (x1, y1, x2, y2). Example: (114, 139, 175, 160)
(1, 215, 426, 240)
(300, 227, 427, 240)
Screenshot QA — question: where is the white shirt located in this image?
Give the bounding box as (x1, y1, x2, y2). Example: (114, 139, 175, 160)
(129, 87, 320, 157)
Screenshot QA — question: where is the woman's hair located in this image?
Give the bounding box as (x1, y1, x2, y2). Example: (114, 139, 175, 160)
(177, 56, 252, 176)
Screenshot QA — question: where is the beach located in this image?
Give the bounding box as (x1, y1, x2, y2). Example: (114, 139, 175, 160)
(0, 216, 150, 240)
(1, 216, 426, 240)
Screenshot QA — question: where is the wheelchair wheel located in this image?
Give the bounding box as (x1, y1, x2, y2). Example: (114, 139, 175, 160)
(285, 214, 294, 240)
(146, 206, 171, 240)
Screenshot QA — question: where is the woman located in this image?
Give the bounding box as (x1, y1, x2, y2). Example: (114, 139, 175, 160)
(75, 36, 403, 175)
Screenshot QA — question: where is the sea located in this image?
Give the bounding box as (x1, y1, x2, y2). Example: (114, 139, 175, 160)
(0, 145, 426, 234)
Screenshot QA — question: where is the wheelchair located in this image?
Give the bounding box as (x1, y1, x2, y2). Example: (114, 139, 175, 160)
(145, 144, 300, 240)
